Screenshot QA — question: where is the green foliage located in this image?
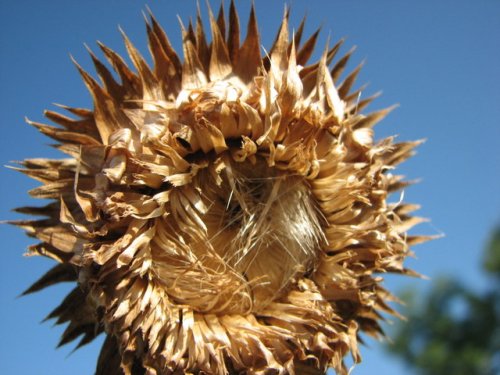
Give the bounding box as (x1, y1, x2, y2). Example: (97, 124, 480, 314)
(484, 227, 500, 277)
(386, 228, 500, 375)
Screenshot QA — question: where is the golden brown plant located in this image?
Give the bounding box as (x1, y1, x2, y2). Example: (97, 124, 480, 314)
(13, 3, 429, 375)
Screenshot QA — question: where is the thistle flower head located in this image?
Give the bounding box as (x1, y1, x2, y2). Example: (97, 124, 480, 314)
(14, 3, 428, 374)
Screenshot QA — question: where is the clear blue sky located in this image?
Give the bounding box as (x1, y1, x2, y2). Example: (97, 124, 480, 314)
(1, 1, 498, 374)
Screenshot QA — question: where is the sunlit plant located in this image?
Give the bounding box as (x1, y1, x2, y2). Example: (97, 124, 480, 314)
(12, 2, 428, 374)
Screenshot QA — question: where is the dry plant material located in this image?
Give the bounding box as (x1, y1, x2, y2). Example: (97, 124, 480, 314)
(12, 3, 429, 374)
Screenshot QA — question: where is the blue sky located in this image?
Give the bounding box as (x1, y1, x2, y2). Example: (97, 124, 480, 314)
(0, 1, 498, 374)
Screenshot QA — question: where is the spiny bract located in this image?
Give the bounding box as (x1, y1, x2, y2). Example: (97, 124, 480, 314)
(13, 2, 429, 374)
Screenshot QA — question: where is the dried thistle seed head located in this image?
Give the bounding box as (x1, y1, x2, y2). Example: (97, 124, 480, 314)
(13, 2, 430, 375)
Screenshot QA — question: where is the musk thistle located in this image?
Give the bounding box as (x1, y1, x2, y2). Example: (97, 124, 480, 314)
(13, 3, 428, 374)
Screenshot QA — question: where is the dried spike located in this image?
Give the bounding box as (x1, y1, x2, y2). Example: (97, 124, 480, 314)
(227, 0, 240, 66)
(53, 103, 93, 118)
(388, 177, 419, 193)
(44, 110, 82, 132)
(279, 38, 303, 117)
(299, 39, 344, 80)
(147, 9, 182, 76)
(58, 324, 97, 349)
(96, 336, 123, 375)
(5, 218, 53, 231)
(208, 2, 232, 81)
(395, 203, 422, 216)
(186, 18, 197, 46)
(382, 139, 425, 166)
(316, 39, 345, 121)
(28, 180, 75, 200)
(195, 3, 210, 72)
(235, 4, 261, 81)
(22, 263, 77, 295)
(296, 26, 321, 67)
(18, 157, 75, 170)
(44, 109, 100, 140)
(25, 242, 73, 263)
(73, 327, 102, 351)
(354, 105, 398, 129)
(84, 44, 124, 101)
(120, 28, 159, 92)
(71, 55, 112, 99)
(27, 117, 101, 146)
(97, 41, 141, 97)
(71, 56, 131, 143)
(7, 164, 68, 184)
(343, 84, 368, 110)
(216, 1, 226, 39)
(13, 202, 59, 217)
(350, 90, 381, 114)
(407, 235, 441, 246)
(146, 21, 181, 96)
(338, 61, 364, 99)
(177, 14, 207, 90)
(46, 287, 95, 329)
(293, 14, 307, 49)
(314, 39, 329, 91)
(331, 46, 356, 83)
(288, 38, 299, 76)
(181, 33, 207, 89)
(269, 7, 290, 70)
(59, 324, 91, 347)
